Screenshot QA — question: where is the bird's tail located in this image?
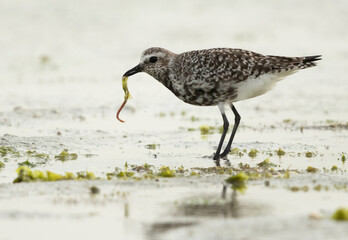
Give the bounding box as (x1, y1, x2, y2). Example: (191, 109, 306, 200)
(300, 55, 322, 69)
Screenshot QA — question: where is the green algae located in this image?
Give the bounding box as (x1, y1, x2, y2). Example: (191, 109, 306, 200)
(18, 160, 37, 168)
(283, 119, 292, 123)
(76, 171, 96, 180)
(283, 170, 290, 179)
(190, 116, 200, 122)
(342, 154, 346, 163)
(257, 158, 277, 168)
(199, 125, 214, 135)
(116, 162, 135, 179)
(331, 165, 338, 171)
(248, 149, 258, 158)
(307, 166, 318, 173)
(90, 186, 100, 194)
(238, 163, 250, 169)
(332, 208, 348, 221)
(305, 152, 313, 158)
(276, 148, 285, 156)
(54, 149, 78, 161)
(225, 172, 249, 193)
(290, 186, 309, 192)
(0, 146, 20, 158)
(13, 166, 96, 183)
(144, 163, 152, 170)
(229, 148, 243, 157)
(313, 184, 329, 192)
(117, 171, 135, 178)
(158, 112, 166, 118)
(177, 165, 185, 173)
(158, 166, 176, 177)
(192, 166, 234, 175)
(145, 144, 160, 150)
(26, 150, 50, 160)
(0, 161, 5, 169)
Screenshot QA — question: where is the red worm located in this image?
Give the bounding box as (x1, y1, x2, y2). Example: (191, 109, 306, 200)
(116, 99, 127, 123)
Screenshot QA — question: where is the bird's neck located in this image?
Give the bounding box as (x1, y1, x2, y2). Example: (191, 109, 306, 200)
(149, 68, 170, 88)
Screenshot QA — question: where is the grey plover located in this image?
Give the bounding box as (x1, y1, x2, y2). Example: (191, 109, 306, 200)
(123, 47, 321, 160)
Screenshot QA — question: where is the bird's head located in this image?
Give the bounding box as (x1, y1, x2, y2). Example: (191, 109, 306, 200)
(123, 47, 175, 80)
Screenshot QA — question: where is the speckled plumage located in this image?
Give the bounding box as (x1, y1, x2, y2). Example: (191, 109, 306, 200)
(123, 47, 321, 160)
(135, 47, 320, 106)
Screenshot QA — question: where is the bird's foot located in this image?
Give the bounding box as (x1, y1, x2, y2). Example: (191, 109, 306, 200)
(219, 150, 230, 159)
(213, 153, 220, 160)
(213, 151, 229, 161)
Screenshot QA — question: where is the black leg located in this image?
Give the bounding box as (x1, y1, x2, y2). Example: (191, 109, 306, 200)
(213, 108, 229, 160)
(219, 104, 241, 158)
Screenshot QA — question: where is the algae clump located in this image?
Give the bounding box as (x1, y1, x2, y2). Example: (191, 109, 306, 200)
(229, 148, 243, 157)
(248, 149, 258, 158)
(76, 171, 96, 180)
(54, 149, 78, 161)
(257, 158, 277, 168)
(18, 160, 37, 168)
(283, 170, 290, 179)
(0, 161, 5, 169)
(225, 172, 249, 193)
(199, 125, 214, 135)
(116, 76, 131, 123)
(90, 186, 100, 195)
(26, 150, 50, 160)
(158, 166, 176, 177)
(0, 146, 20, 158)
(14, 166, 48, 183)
(13, 166, 96, 183)
(305, 152, 313, 158)
(332, 208, 348, 221)
(307, 166, 318, 173)
(116, 162, 135, 179)
(145, 144, 160, 150)
(117, 171, 134, 178)
(276, 148, 285, 156)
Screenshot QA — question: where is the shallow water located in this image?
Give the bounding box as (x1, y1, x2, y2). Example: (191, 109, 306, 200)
(1, 0, 348, 239)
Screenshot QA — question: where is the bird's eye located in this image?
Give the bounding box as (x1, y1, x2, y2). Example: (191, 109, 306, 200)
(149, 56, 158, 63)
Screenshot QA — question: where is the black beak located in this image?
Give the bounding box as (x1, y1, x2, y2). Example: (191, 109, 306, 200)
(123, 64, 142, 77)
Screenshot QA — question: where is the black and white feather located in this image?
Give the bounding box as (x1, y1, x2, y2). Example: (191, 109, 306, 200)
(137, 47, 321, 106)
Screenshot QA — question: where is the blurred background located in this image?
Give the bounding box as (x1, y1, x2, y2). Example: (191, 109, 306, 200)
(1, 0, 348, 119)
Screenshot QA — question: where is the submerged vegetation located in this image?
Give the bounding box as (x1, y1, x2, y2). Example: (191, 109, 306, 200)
(145, 144, 160, 150)
(199, 125, 215, 135)
(0, 146, 20, 158)
(248, 149, 258, 158)
(225, 172, 249, 193)
(26, 150, 50, 160)
(54, 149, 78, 161)
(12, 161, 300, 184)
(158, 166, 176, 177)
(257, 158, 277, 168)
(305, 152, 314, 158)
(18, 160, 37, 168)
(332, 208, 348, 221)
(276, 148, 286, 156)
(13, 166, 96, 183)
(307, 166, 319, 173)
